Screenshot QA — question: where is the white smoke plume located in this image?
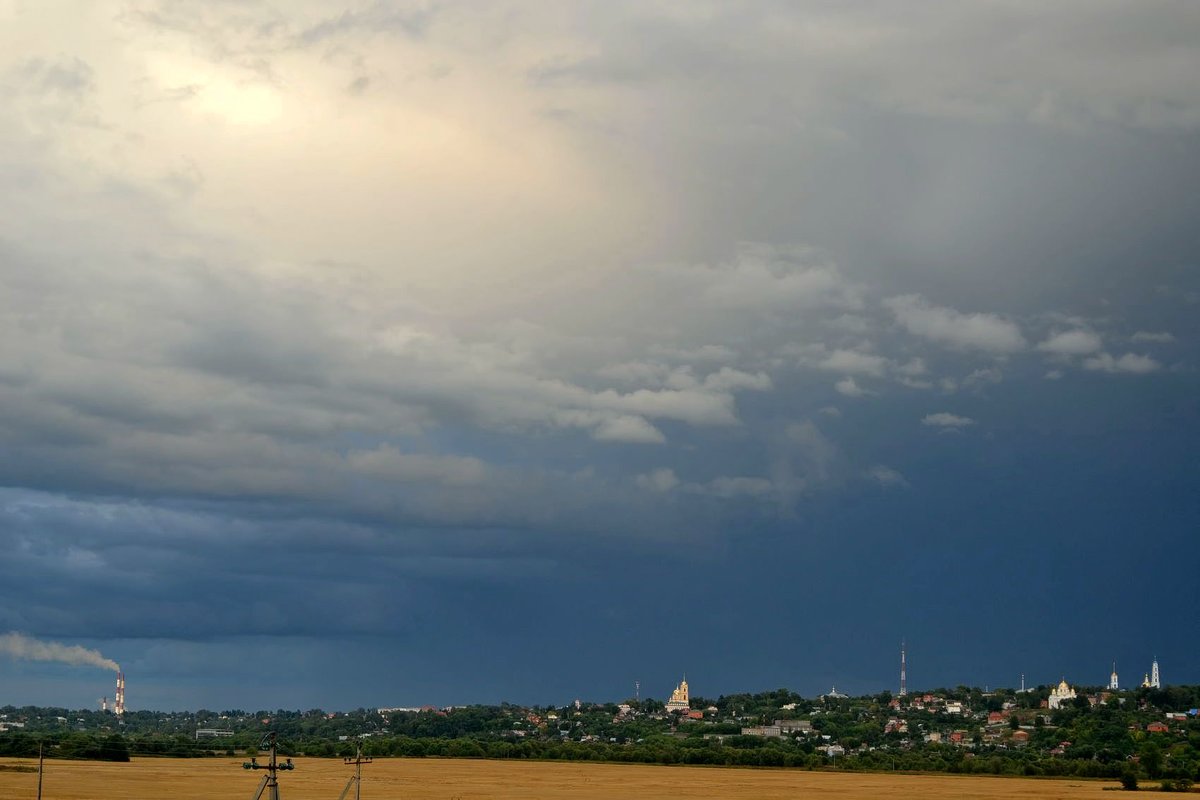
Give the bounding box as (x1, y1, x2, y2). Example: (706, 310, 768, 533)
(0, 632, 119, 672)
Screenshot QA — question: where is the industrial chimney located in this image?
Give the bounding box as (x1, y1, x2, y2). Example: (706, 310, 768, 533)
(114, 670, 125, 716)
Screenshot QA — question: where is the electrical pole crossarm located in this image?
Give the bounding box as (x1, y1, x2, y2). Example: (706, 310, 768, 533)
(241, 732, 293, 800)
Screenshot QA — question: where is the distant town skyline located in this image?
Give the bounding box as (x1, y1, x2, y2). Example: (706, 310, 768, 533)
(0, 632, 1183, 711)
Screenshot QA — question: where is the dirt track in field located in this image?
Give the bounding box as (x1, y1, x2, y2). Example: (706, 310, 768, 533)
(0, 756, 1118, 799)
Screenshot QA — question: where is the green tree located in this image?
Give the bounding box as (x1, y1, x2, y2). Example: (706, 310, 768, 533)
(1139, 740, 1163, 779)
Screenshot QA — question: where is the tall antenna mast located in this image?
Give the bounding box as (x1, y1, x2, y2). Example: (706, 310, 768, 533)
(635, 681, 640, 703)
(242, 732, 294, 800)
(899, 640, 907, 697)
(339, 741, 373, 800)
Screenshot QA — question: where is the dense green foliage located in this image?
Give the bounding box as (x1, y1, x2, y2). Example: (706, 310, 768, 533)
(0, 732, 129, 762)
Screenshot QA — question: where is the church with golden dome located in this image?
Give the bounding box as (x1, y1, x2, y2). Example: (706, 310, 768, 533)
(665, 677, 690, 713)
(1047, 678, 1077, 710)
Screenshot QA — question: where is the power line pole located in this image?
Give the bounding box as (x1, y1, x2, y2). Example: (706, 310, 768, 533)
(36, 740, 44, 800)
(339, 741, 373, 800)
(242, 732, 294, 800)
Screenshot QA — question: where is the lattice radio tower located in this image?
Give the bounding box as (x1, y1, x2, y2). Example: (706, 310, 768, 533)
(339, 741, 373, 800)
(899, 639, 907, 697)
(242, 732, 295, 800)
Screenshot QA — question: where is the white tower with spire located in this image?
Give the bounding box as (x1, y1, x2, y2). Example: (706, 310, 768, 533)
(898, 640, 907, 697)
(1150, 657, 1160, 689)
(1108, 662, 1119, 691)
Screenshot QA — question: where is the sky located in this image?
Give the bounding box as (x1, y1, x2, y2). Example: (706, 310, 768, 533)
(0, 0, 1197, 712)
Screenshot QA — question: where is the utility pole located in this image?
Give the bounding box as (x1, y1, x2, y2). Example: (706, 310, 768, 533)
(36, 740, 44, 800)
(242, 732, 294, 800)
(339, 741, 372, 800)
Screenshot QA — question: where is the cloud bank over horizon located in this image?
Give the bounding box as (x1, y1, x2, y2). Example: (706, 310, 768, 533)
(0, 0, 1197, 709)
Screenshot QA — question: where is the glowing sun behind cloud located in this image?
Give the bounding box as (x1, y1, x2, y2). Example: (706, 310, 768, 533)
(145, 52, 284, 127)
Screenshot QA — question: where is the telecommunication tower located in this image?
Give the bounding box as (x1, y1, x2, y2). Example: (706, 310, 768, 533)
(898, 640, 907, 697)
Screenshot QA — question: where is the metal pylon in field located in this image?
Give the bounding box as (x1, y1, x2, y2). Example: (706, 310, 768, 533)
(243, 732, 295, 800)
(338, 742, 373, 800)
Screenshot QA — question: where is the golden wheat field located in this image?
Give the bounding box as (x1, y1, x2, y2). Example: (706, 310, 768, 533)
(0, 756, 1120, 800)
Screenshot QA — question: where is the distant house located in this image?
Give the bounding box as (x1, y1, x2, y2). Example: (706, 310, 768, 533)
(742, 726, 782, 738)
(195, 729, 234, 740)
(987, 711, 1008, 725)
(1011, 729, 1030, 744)
(1147, 722, 1169, 733)
(775, 719, 813, 733)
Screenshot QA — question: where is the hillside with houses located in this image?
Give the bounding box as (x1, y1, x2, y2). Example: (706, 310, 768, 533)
(2, 681, 1198, 788)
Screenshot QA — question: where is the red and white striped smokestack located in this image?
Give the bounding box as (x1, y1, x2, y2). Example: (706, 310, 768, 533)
(115, 670, 125, 716)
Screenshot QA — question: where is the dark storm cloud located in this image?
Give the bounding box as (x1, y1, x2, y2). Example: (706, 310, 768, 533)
(0, 1, 1197, 707)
